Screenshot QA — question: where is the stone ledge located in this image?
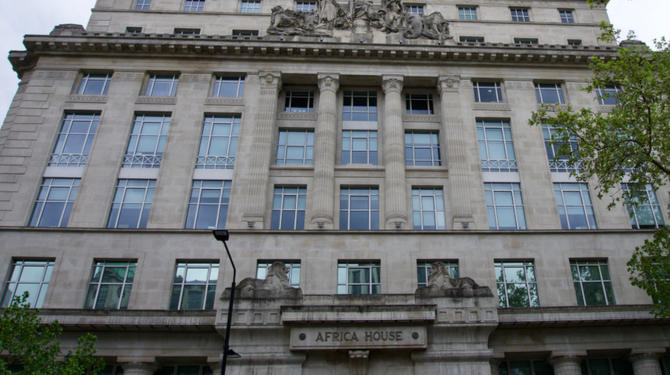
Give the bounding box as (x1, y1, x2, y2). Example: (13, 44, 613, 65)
(402, 114, 440, 123)
(136, 96, 177, 105)
(281, 304, 437, 323)
(205, 97, 244, 106)
(278, 112, 318, 121)
(66, 95, 108, 103)
(497, 305, 668, 327)
(473, 102, 510, 111)
(37, 309, 216, 331)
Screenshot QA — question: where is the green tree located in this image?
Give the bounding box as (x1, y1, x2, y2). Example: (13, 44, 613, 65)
(528, 26, 670, 317)
(0, 292, 104, 375)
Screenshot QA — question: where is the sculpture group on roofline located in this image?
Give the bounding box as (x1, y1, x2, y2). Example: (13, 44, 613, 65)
(268, 0, 452, 40)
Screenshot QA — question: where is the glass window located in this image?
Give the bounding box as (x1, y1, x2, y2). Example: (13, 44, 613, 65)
(485, 183, 526, 230)
(342, 130, 378, 165)
(510, 8, 530, 22)
(1, 259, 54, 308)
(515, 38, 539, 45)
(581, 358, 633, 375)
(174, 28, 201, 35)
(568, 39, 582, 46)
(542, 124, 580, 173)
(124, 114, 170, 168)
(185, 180, 231, 229)
(107, 179, 155, 229)
(213, 76, 245, 98)
(406, 4, 424, 14)
(571, 260, 615, 306)
(285, 91, 315, 112)
(232, 30, 259, 36)
(257, 261, 301, 288)
(126, 27, 143, 34)
(343, 91, 377, 121)
(405, 132, 441, 166)
(271, 187, 306, 230)
(499, 361, 554, 375)
(49, 113, 99, 167)
(340, 187, 379, 230)
(134, 0, 151, 10)
(460, 36, 484, 43)
(84, 261, 136, 310)
(458, 7, 477, 20)
(295, 1, 316, 12)
(417, 261, 458, 288)
(473, 82, 502, 103)
(196, 115, 240, 169)
(170, 262, 218, 310)
(596, 85, 621, 105)
(144, 74, 178, 96)
(623, 184, 665, 229)
(78, 73, 111, 95)
(240, 0, 260, 13)
(554, 183, 597, 229)
(559, 10, 575, 23)
(535, 83, 565, 104)
(157, 366, 213, 375)
(29, 178, 79, 228)
(276, 129, 314, 165)
(477, 119, 517, 172)
(405, 93, 434, 115)
(184, 0, 204, 11)
(337, 262, 380, 294)
(495, 261, 538, 307)
(412, 188, 445, 230)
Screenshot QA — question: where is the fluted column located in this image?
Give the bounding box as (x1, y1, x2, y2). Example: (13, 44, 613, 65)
(309, 74, 339, 229)
(437, 76, 474, 229)
(490, 359, 502, 375)
(121, 362, 160, 375)
(382, 75, 408, 229)
(550, 356, 583, 375)
(242, 71, 282, 229)
(630, 353, 662, 375)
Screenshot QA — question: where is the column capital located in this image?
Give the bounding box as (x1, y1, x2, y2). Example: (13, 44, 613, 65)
(259, 71, 282, 90)
(381, 75, 404, 94)
(437, 75, 461, 93)
(120, 361, 161, 375)
(317, 73, 340, 93)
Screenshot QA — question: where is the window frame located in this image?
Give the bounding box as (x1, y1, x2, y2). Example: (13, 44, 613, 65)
(535, 82, 565, 104)
(276, 129, 314, 165)
(29, 178, 80, 228)
(405, 93, 434, 115)
(123, 113, 170, 168)
(514, 38, 539, 45)
(343, 91, 378, 122)
(417, 261, 458, 288)
(143, 74, 179, 96)
(126, 27, 143, 34)
(412, 188, 446, 230)
(232, 30, 259, 37)
(623, 183, 665, 229)
(134, 0, 151, 10)
(510, 8, 530, 22)
(196, 115, 240, 169)
(473, 81, 503, 103)
(554, 182, 597, 230)
(271, 186, 307, 230)
(257, 261, 301, 288)
(405, 131, 441, 167)
(1, 259, 55, 308)
(485, 183, 527, 230)
(77, 73, 112, 95)
(337, 262, 381, 295)
(495, 260, 538, 307)
(571, 259, 616, 306)
(499, 360, 554, 375)
(567, 39, 582, 46)
(240, 0, 261, 13)
(406, 4, 425, 15)
(559, 9, 575, 23)
(49, 112, 100, 167)
(183, 0, 205, 11)
(107, 179, 156, 229)
(460, 36, 485, 43)
(542, 124, 581, 173)
(284, 91, 315, 113)
(185, 180, 232, 229)
(339, 187, 379, 230)
(295, 1, 316, 12)
(477, 119, 517, 172)
(174, 28, 201, 35)
(169, 261, 219, 310)
(342, 130, 378, 165)
(596, 85, 621, 105)
(581, 358, 633, 375)
(84, 261, 137, 310)
(458, 6, 477, 20)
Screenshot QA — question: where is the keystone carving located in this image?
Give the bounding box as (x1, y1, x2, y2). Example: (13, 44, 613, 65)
(415, 262, 493, 298)
(221, 261, 302, 299)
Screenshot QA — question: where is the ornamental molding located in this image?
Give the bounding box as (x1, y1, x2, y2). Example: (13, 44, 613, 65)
(112, 72, 144, 81)
(402, 114, 439, 123)
(381, 76, 404, 93)
(66, 95, 108, 103)
(135, 96, 177, 105)
(473, 103, 510, 111)
(278, 112, 318, 121)
(505, 81, 534, 90)
(181, 74, 211, 82)
(205, 97, 245, 106)
(259, 71, 282, 90)
(385, 214, 408, 222)
(437, 76, 460, 93)
(317, 74, 340, 92)
(33, 70, 76, 80)
(566, 82, 588, 89)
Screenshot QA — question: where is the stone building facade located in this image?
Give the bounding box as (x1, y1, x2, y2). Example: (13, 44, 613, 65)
(1, 0, 669, 374)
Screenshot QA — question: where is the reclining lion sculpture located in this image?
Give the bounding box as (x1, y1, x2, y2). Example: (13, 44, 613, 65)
(221, 261, 302, 299)
(415, 262, 493, 298)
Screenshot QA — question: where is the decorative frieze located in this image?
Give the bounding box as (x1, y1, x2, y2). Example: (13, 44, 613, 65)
(204, 97, 244, 106)
(473, 103, 511, 111)
(66, 95, 108, 103)
(33, 70, 76, 80)
(278, 112, 318, 121)
(112, 72, 144, 81)
(505, 81, 534, 90)
(402, 114, 440, 122)
(181, 74, 211, 81)
(566, 82, 588, 90)
(135, 96, 177, 105)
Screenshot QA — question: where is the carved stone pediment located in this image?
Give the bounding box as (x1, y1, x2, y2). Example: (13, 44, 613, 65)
(221, 261, 303, 299)
(415, 262, 494, 298)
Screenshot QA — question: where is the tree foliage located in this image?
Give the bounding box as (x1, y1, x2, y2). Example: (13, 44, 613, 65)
(0, 292, 104, 375)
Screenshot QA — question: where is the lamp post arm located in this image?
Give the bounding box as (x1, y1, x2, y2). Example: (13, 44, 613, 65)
(221, 239, 236, 375)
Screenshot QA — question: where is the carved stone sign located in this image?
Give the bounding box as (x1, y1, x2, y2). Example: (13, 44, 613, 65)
(290, 325, 427, 350)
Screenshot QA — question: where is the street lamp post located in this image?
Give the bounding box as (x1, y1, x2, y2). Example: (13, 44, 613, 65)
(213, 230, 240, 375)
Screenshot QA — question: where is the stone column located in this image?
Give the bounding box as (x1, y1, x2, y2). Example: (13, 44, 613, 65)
(630, 353, 662, 375)
(309, 74, 339, 229)
(121, 362, 160, 375)
(490, 359, 502, 375)
(437, 76, 474, 229)
(209, 361, 222, 375)
(382, 75, 408, 229)
(550, 356, 583, 375)
(241, 71, 282, 229)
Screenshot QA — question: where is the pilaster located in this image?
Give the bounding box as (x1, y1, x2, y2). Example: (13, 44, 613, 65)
(381, 75, 407, 229)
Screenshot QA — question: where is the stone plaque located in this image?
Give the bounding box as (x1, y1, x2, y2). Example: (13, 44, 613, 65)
(290, 325, 427, 350)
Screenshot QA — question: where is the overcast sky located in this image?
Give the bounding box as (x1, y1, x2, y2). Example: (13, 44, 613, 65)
(0, 0, 668, 124)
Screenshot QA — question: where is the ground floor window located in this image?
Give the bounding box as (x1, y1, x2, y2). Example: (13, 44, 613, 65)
(155, 366, 212, 375)
(581, 358, 633, 375)
(499, 360, 553, 375)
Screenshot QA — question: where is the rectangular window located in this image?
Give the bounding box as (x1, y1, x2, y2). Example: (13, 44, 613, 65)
(510, 8, 530, 22)
(535, 83, 565, 104)
(485, 183, 526, 230)
(174, 28, 201, 35)
(568, 39, 582, 46)
(514, 38, 539, 45)
(285, 91, 315, 112)
(185, 180, 231, 229)
(554, 183, 597, 229)
(406, 4, 424, 14)
(276, 129, 314, 165)
(495, 261, 538, 307)
(460, 36, 484, 43)
(1, 259, 54, 308)
(596, 85, 621, 105)
(477, 119, 517, 172)
(581, 359, 633, 375)
(240, 0, 260, 13)
(458, 6, 477, 20)
(126, 27, 143, 34)
(78, 73, 111, 95)
(184, 0, 205, 11)
(124, 114, 170, 168)
(169, 262, 218, 310)
(571, 260, 615, 306)
(417, 261, 458, 288)
(405, 132, 441, 166)
(271, 187, 306, 230)
(257, 261, 301, 288)
(295, 1, 316, 12)
(197, 115, 240, 169)
(473, 82, 502, 103)
(29, 178, 79, 227)
(49, 113, 99, 167)
(135, 0, 151, 10)
(342, 130, 378, 165)
(340, 187, 379, 230)
(213, 76, 245, 98)
(107, 179, 155, 229)
(559, 10, 575, 23)
(232, 30, 259, 36)
(499, 361, 554, 375)
(337, 262, 380, 294)
(405, 93, 434, 115)
(623, 184, 665, 229)
(412, 188, 445, 230)
(343, 91, 377, 121)
(542, 124, 580, 172)
(144, 74, 178, 96)
(84, 261, 136, 310)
